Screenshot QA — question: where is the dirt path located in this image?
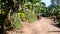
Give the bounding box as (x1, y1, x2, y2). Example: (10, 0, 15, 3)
(8, 17, 60, 34)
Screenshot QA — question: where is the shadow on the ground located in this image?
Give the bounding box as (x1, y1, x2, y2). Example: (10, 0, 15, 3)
(55, 24, 60, 28)
(48, 31, 60, 32)
(51, 23, 60, 28)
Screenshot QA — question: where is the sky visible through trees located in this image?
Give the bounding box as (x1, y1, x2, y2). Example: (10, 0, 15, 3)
(41, 0, 51, 7)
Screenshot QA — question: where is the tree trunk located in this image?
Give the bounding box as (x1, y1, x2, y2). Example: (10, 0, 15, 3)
(0, 2, 10, 34)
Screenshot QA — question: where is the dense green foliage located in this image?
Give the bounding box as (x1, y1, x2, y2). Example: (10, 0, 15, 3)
(25, 10, 37, 22)
(46, 4, 60, 25)
(10, 13, 23, 29)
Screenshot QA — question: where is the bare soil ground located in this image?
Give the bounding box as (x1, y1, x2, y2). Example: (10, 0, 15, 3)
(8, 17, 60, 34)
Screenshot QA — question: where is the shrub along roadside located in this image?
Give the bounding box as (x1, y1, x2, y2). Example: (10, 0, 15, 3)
(10, 13, 23, 30)
(4, 9, 37, 31)
(24, 9, 37, 23)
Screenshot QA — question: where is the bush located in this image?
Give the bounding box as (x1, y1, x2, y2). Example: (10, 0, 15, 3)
(18, 12, 25, 21)
(49, 16, 53, 19)
(11, 13, 23, 30)
(55, 15, 60, 24)
(56, 19, 60, 24)
(25, 10, 37, 23)
(57, 15, 60, 19)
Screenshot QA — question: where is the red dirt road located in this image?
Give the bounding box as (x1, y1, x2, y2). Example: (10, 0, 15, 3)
(8, 17, 60, 34)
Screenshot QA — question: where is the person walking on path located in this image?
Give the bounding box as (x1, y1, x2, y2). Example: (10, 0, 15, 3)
(37, 13, 42, 20)
(53, 15, 57, 23)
